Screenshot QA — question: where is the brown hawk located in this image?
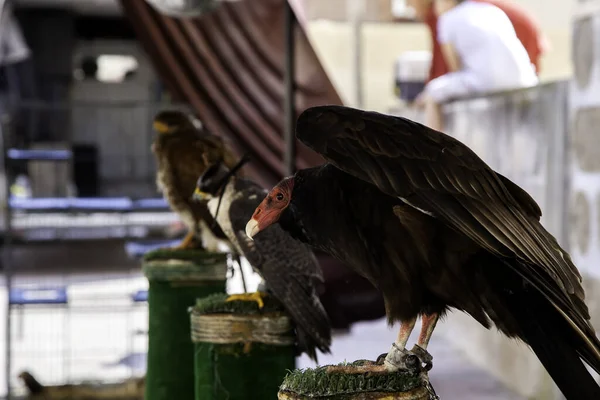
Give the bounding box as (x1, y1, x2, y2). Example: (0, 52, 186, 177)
(152, 110, 241, 251)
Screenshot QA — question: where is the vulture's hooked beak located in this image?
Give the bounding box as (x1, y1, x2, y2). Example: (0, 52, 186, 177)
(245, 218, 259, 240)
(192, 187, 210, 201)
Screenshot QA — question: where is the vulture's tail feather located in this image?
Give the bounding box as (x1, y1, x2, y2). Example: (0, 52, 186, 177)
(511, 291, 600, 399)
(519, 316, 600, 399)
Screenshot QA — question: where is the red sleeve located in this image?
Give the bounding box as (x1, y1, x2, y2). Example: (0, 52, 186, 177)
(425, 5, 449, 82)
(475, 0, 545, 74)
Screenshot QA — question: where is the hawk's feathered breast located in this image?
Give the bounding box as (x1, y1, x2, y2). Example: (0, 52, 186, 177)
(152, 120, 239, 241)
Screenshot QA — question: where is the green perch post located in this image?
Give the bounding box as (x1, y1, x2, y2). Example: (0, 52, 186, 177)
(278, 361, 435, 400)
(142, 249, 228, 400)
(190, 293, 296, 400)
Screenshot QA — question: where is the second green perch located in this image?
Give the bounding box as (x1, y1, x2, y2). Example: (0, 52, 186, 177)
(191, 293, 296, 400)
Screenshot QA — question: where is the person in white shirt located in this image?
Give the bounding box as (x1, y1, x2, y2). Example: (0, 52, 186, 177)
(417, 0, 538, 131)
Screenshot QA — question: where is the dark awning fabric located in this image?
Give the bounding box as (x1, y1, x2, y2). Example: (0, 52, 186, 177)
(120, 0, 344, 188)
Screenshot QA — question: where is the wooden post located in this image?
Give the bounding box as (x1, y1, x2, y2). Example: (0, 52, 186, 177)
(283, 0, 297, 176)
(347, 0, 364, 108)
(142, 249, 228, 400)
(278, 361, 435, 400)
(190, 293, 296, 400)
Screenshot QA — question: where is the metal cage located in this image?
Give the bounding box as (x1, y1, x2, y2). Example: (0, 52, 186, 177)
(0, 99, 196, 398)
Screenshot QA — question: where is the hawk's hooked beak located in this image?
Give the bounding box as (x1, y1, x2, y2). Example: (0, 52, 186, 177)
(193, 187, 210, 201)
(153, 121, 174, 134)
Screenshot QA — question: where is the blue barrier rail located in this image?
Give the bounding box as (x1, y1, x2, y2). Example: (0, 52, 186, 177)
(9, 197, 170, 212)
(9, 287, 69, 305)
(133, 198, 169, 210)
(7, 149, 72, 161)
(131, 290, 148, 303)
(9, 286, 150, 305)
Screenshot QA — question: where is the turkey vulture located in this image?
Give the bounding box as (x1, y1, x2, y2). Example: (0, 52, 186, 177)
(193, 160, 332, 361)
(245, 105, 600, 399)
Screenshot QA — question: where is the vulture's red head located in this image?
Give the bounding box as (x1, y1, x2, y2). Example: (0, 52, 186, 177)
(245, 177, 294, 239)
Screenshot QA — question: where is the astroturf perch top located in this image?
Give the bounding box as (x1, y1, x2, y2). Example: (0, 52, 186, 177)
(278, 362, 431, 400)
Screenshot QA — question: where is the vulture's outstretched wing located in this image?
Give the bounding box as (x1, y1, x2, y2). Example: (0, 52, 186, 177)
(295, 105, 600, 366)
(228, 182, 331, 359)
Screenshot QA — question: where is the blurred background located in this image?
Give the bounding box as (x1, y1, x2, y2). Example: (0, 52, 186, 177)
(0, 0, 595, 399)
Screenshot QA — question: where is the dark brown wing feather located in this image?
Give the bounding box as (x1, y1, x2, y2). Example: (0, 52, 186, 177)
(295, 105, 600, 364)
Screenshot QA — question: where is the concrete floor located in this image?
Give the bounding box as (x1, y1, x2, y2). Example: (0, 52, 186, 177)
(297, 318, 524, 400)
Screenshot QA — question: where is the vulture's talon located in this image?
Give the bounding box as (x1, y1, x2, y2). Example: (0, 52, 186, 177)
(410, 344, 433, 366)
(382, 344, 433, 373)
(404, 354, 421, 371)
(383, 343, 412, 371)
(375, 352, 389, 365)
(408, 344, 434, 371)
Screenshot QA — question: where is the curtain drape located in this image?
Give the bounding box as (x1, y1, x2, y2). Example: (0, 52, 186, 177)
(120, 0, 343, 187)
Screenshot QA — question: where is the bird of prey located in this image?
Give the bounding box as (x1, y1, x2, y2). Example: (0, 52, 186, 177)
(18, 371, 44, 395)
(245, 105, 600, 399)
(18, 370, 145, 397)
(193, 159, 332, 361)
(152, 110, 240, 251)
